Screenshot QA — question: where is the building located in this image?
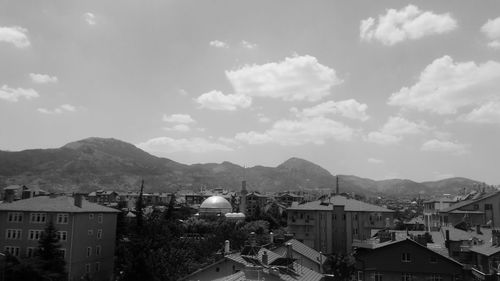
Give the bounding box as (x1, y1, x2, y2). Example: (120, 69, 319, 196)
(245, 192, 269, 217)
(87, 190, 119, 205)
(355, 238, 465, 281)
(271, 238, 327, 273)
(468, 229, 500, 280)
(439, 191, 500, 229)
(423, 197, 457, 231)
(198, 195, 233, 218)
(276, 193, 304, 207)
(0, 195, 120, 281)
(287, 195, 394, 254)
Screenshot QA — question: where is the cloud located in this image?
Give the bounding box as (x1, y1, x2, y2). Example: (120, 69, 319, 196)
(29, 73, 58, 84)
(0, 85, 39, 102)
(226, 55, 342, 102)
(460, 101, 500, 124)
(209, 40, 229, 48)
(0, 26, 30, 48)
(235, 116, 354, 146)
(83, 12, 97, 25)
(388, 56, 500, 114)
(241, 40, 257, 49)
(162, 113, 195, 124)
(421, 139, 468, 155)
(163, 124, 191, 132)
(137, 137, 233, 153)
(360, 5, 457, 46)
(366, 116, 430, 145)
(481, 17, 500, 49)
(195, 90, 252, 111)
(37, 104, 77, 114)
(257, 113, 271, 123)
(368, 158, 384, 164)
(297, 99, 369, 121)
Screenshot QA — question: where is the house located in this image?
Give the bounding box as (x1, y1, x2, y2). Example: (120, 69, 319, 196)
(355, 238, 465, 281)
(87, 190, 119, 205)
(245, 192, 270, 217)
(468, 229, 500, 280)
(276, 193, 304, 207)
(423, 197, 457, 231)
(287, 195, 394, 254)
(0, 194, 120, 281)
(271, 238, 327, 273)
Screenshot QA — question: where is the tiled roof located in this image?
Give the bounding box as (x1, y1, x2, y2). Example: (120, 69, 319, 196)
(0, 196, 120, 213)
(288, 195, 393, 212)
(440, 192, 500, 213)
(273, 239, 327, 266)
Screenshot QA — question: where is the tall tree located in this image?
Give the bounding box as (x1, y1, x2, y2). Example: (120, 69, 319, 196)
(135, 179, 145, 234)
(35, 221, 67, 281)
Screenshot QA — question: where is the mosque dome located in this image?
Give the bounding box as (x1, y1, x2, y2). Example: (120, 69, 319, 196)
(199, 196, 232, 217)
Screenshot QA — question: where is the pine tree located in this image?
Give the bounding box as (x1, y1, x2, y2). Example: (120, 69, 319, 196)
(35, 221, 67, 281)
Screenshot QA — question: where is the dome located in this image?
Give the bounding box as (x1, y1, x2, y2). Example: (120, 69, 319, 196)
(199, 196, 232, 217)
(200, 195, 232, 210)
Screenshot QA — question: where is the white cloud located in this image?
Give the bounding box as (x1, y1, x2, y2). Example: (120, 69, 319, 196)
(368, 158, 384, 164)
(162, 113, 195, 124)
(421, 139, 468, 155)
(0, 85, 39, 102)
(83, 12, 97, 25)
(195, 90, 251, 111)
(366, 116, 429, 145)
(460, 101, 500, 124)
(226, 55, 342, 102)
(209, 40, 229, 48)
(298, 99, 369, 121)
(163, 124, 191, 132)
(481, 17, 500, 49)
(37, 104, 77, 114)
(257, 113, 271, 123)
(389, 56, 500, 114)
(241, 40, 257, 49)
(360, 5, 457, 46)
(235, 116, 354, 146)
(137, 137, 233, 153)
(29, 73, 58, 84)
(0, 26, 30, 48)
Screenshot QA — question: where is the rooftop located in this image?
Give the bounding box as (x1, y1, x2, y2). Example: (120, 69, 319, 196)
(0, 196, 120, 213)
(440, 191, 500, 213)
(273, 239, 327, 266)
(288, 195, 393, 213)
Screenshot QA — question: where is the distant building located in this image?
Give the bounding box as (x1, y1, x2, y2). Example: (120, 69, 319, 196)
(87, 190, 119, 205)
(287, 195, 394, 254)
(276, 193, 304, 207)
(0, 195, 120, 281)
(245, 192, 269, 217)
(439, 191, 500, 228)
(423, 197, 457, 231)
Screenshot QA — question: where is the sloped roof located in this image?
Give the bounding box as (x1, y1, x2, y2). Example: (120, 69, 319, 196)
(273, 239, 327, 266)
(440, 192, 500, 213)
(0, 196, 120, 213)
(441, 226, 491, 242)
(470, 244, 500, 256)
(288, 195, 393, 212)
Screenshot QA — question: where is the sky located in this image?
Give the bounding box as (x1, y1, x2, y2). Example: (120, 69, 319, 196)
(1, 0, 500, 184)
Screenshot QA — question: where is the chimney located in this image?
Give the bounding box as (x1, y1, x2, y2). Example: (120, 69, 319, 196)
(74, 193, 83, 208)
(391, 232, 396, 241)
(476, 225, 482, 235)
(269, 232, 274, 244)
(224, 240, 230, 255)
(249, 232, 257, 247)
(286, 243, 294, 270)
(4, 189, 14, 203)
(445, 229, 450, 248)
(262, 251, 268, 266)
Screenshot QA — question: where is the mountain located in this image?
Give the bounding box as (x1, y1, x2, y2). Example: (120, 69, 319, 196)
(0, 137, 485, 196)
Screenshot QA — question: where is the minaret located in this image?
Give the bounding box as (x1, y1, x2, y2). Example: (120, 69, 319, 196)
(240, 180, 248, 215)
(336, 175, 339, 195)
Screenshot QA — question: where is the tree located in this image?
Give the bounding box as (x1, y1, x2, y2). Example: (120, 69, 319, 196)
(35, 221, 67, 281)
(324, 253, 355, 281)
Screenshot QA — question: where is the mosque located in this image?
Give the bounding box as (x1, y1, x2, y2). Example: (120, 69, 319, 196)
(196, 182, 247, 221)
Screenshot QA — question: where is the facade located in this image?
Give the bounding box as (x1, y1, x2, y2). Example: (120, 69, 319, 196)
(355, 239, 465, 281)
(276, 193, 304, 207)
(440, 192, 500, 229)
(0, 195, 120, 281)
(245, 192, 269, 217)
(423, 197, 457, 231)
(287, 195, 394, 254)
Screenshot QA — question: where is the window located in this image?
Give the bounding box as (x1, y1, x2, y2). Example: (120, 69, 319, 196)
(402, 273, 412, 281)
(353, 228, 358, 235)
(430, 275, 443, 281)
(97, 214, 103, 223)
(7, 212, 23, 222)
(85, 264, 91, 273)
(26, 247, 36, 257)
(56, 213, 69, 224)
(30, 213, 47, 223)
(4, 246, 20, 257)
(402, 253, 411, 262)
(97, 229, 102, 239)
(96, 245, 101, 256)
(357, 271, 363, 281)
(430, 255, 437, 263)
(57, 231, 68, 242)
(59, 248, 66, 258)
(29, 229, 43, 240)
(87, 247, 92, 257)
(485, 204, 493, 210)
(333, 214, 337, 220)
(342, 214, 346, 220)
(354, 214, 358, 220)
(5, 229, 22, 240)
(373, 272, 383, 281)
(95, 262, 101, 272)
(88, 229, 94, 236)
(89, 214, 94, 220)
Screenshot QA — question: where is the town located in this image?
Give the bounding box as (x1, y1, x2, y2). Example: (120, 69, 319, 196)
(1, 180, 500, 281)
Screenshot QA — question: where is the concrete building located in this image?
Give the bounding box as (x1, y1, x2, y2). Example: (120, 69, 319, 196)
(245, 192, 269, 217)
(439, 191, 500, 228)
(423, 197, 457, 231)
(0, 195, 120, 281)
(287, 195, 394, 254)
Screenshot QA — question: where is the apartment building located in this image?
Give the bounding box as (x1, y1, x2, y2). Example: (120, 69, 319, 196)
(423, 197, 457, 231)
(287, 195, 394, 254)
(440, 191, 500, 228)
(0, 195, 120, 281)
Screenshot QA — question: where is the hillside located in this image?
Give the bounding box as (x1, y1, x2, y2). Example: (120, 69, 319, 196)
(0, 137, 485, 196)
